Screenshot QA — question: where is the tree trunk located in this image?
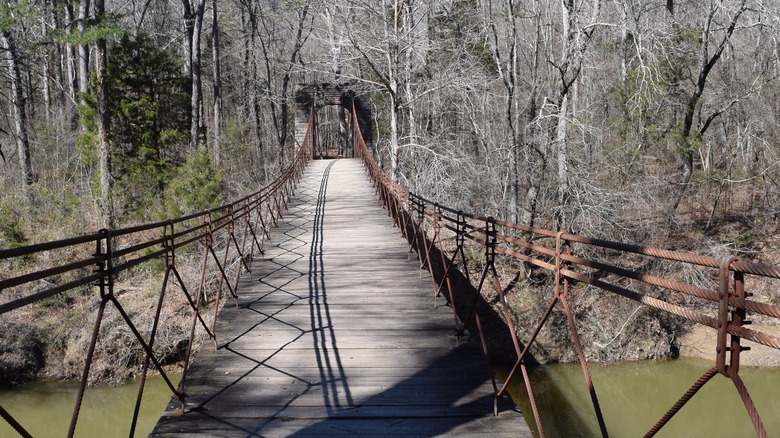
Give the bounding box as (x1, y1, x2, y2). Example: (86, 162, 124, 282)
(77, 0, 90, 105)
(487, 0, 519, 222)
(619, 0, 627, 83)
(402, 0, 417, 180)
(188, 0, 206, 149)
(388, 95, 399, 180)
(212, 0, 221, 166)
(506, 0, 519, 224)
(382, 0, 400, 180)
(51, 0, 66, 108)
(246, 4, 265, 177)
(279, 0, 311, 168)
(26, 51, 36, 121)
(240, 6, 251, 118)
(1, 30, 34, 187)
(326, 6, 348, 156)
(555, 93, 570, 231)
(42, 1, 52, 121)
(521, 0, 542, 229)
(667, 0, 747, 221)
(64, 0, 78, 124)
(95, 0, 114, 228)
(552, 0, 601, 231)
(181, 0, 194, 76)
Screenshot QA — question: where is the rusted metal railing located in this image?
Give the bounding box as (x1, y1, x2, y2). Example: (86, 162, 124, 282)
(0, 122, 313, 438)
(351, 102, 779, 438)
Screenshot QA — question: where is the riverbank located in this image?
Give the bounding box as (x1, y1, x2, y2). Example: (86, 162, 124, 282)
(677, 322, 780, 367)
(0, 270, 209, 388)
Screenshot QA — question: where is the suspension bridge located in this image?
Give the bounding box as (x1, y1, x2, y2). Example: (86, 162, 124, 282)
(150, 158, 527, 436)
(1, 88, 780, 437)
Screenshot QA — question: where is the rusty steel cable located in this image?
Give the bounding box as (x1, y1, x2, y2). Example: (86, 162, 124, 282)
(730, 370, 767, 437)
(67, 298, 108, 438)
(0, 120, 314, 437)
(561, 253, 720, 302)
(349, 105, 779, 437)
(645, 367, 719, 437)
(129, 262, 173, 437)
(499, 296, 559, 398)
(521, 361, 545, 438)
(0, 404, 32, 438)
(0, 232, 102, 260)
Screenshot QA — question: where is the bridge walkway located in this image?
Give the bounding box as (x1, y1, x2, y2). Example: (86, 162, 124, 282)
(150, 159, 529, 436)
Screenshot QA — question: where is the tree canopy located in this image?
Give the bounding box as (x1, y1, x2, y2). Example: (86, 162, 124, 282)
(0, 0, 777, 258)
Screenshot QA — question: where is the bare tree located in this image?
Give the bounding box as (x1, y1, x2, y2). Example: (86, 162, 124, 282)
(324, 3, 348, 155)
(239, 0, 266, 175)
(182, 0, 207, 149)
(520, 0, 546, 230)
(212, 0, 222, 166)
(95, 0, 113, 228)
(255, 0, 312, 168)
(346, 0, 413, 180)
(41, 0, 52, 120)
(63, 0, 78, 113)
(667, 0, 750, 220)
(49, 0, 67, 109)
(77, 0, 90, 105)
(1, 27, 33, 186)
(485, 0, 520, 222)
(551, 0, 602, 231)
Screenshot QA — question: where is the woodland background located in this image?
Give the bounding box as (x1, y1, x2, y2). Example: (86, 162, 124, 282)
(1, 0, 780, 383)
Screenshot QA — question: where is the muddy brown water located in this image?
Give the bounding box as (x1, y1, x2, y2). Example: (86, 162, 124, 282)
(502, 358, 780, 437)
(0, 359, 778, 437)
(0, 374, 180, 437)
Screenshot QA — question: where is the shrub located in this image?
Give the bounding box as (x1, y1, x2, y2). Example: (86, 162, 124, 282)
(164, 149, 224, 219)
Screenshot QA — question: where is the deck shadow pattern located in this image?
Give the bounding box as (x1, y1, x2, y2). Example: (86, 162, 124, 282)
(151, 159, 528, 437)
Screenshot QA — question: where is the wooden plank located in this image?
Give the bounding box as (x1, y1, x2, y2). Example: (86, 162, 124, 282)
(218, 334, 467, 350)
(182, 350, 491, 371)
(163, 404, 510, 420)
(181, 367, 496, 386)
(152, 159, 530, 437)
(153, 413, 526, 437)
(177, 388, 504, 409)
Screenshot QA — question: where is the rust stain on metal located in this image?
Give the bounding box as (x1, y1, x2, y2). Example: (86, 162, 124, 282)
(0, 119, 314, 437)
(350, 100, 779, 438)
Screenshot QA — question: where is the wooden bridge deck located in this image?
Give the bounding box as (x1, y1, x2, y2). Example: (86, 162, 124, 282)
(151, 159, 530, 437)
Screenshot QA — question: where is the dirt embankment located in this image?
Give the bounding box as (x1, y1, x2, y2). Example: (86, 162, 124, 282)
(0, 271, 214, 388)
(0, 321, 44, 386)
(677, 323, 780, 367)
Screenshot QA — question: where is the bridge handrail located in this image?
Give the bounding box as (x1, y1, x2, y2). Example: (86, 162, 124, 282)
(0, 118, 314, 438)
(350, 102, 778, 437)
(408, 192, 780, 278)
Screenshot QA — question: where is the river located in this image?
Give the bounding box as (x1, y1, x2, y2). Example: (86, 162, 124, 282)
(0, 360, 777, 437)
(505, 358, 780, 437)
(0, 374, 179, 437)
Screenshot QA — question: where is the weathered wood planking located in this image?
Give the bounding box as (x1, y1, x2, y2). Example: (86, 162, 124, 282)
(151, 159, 531, 437)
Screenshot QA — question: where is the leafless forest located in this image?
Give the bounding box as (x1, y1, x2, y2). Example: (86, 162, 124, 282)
(1, 0, 780, 381)
(2, 0, 779, 253)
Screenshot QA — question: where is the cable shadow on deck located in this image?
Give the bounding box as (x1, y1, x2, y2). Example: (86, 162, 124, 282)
(165, 344, 516, 437)
(170, 173, 325, 429)
(307, 160, 354, 412)
(180, 160, 356, 436)
(152, 160, 526, 436)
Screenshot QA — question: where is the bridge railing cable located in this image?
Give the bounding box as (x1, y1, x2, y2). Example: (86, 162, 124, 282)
(0, 118, 314, 438)
(350, 102, 778, 438)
